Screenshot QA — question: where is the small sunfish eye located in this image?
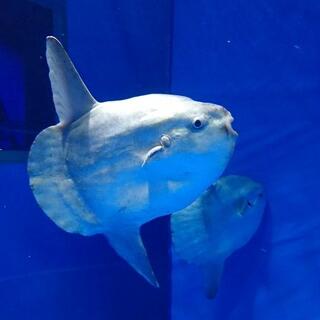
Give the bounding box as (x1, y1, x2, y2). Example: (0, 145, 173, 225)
(247, 201, 253, 208)
(193, 118, 203, 129)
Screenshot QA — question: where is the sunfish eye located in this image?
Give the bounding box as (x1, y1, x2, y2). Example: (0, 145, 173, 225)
(160, 134, 171, 147)
(237, 198, 254, 216)
(192, 117, 204, 129)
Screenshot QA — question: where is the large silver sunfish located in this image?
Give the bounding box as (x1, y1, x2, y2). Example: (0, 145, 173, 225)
(171, 175, 266, 298)
(28, 36, 237, 287)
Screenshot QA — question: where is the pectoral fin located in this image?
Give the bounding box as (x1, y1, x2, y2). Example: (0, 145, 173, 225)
(202, 260, 225, 299)
(141, 145, 163, 167)
(105, 228, 159, 287)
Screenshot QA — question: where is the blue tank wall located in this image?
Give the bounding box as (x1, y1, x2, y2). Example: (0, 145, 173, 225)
(171, 0, 320, 319)
(0, 44, 24, 148)
(67, 0, 173, 101)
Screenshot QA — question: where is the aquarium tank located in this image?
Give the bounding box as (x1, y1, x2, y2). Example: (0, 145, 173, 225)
(0, 0, 319, 319)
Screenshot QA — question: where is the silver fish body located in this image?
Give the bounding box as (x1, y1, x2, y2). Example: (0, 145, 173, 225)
(64, 94, 237, 232)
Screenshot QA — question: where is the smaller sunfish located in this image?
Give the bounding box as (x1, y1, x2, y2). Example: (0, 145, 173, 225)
(171, 175, 266, 299)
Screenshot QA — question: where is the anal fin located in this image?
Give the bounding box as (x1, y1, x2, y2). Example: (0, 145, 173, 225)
(202, 260, 225, 299)
(105, 228, 159, 287)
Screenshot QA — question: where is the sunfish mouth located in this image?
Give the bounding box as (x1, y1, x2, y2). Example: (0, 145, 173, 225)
(215, 106, 238, 137)
(223, 114, 238, 137)
(224, 121, 238, 137)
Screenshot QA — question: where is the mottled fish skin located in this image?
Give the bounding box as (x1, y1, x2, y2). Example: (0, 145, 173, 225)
(171, 175, 266, 298)
(28, 37, 237, 287)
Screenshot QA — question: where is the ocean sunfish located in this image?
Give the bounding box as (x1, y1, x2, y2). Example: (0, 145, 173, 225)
(171, 175, 266, 298)
(28, 36, 237, 286)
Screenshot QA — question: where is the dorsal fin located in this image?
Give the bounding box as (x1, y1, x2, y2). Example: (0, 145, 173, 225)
(46, 36, 97, 126)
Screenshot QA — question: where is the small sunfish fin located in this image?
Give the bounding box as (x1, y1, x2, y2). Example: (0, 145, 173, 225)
(202, 260, 225, 299)
(171, 194, 211, 263)
(105, 227, 159, 287)
(46, 36, 97, 126)
(171, 187, 225, 298)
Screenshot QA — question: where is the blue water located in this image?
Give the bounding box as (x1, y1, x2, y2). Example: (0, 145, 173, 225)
(0, 0, 319, 319)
